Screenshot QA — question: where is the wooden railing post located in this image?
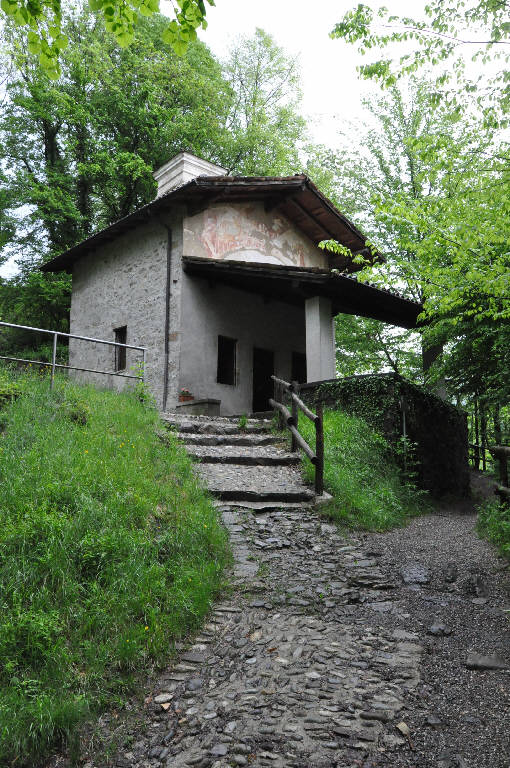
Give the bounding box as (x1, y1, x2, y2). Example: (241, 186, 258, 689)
(278, 381, 284, 429)
(291, 381, 299, 452)
(315, 401, 324, 496)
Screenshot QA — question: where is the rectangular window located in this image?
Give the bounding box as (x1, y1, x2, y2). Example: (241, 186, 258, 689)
(114, 326, 127, 371)
(217, 335, 237, 385)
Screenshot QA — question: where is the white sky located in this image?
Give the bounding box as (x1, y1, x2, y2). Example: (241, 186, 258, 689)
(197, 0, 427, 147)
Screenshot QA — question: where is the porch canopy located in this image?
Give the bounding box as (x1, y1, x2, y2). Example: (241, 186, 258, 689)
(183, 256, 423, 330)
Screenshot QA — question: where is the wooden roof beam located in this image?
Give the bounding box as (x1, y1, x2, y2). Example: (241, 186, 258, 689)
(285, 196, 333, 241)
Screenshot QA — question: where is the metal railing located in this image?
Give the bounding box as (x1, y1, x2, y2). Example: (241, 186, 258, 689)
(270, 374, 324, 496)
(0, 321, 146, 389)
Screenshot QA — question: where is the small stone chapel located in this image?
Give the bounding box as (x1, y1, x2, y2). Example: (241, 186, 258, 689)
(43, 152, 422, 415)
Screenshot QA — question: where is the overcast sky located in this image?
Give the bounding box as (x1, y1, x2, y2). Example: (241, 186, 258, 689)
(196, 0, 427, 147)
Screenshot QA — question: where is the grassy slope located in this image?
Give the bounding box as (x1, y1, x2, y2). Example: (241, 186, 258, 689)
(0, 371, 228, 764)
(477, 499, 510, 559)
(300, 408, 426, 530)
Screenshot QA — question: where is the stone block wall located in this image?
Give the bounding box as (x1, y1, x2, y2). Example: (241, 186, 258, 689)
(69, 219, 169, 407)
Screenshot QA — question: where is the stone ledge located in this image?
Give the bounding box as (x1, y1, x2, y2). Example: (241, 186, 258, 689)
(176, 398, 221, 416)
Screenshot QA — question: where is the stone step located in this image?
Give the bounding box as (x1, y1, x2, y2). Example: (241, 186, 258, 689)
(209, 487, 315, 502)
(215, 493, 332, 512)
(161, 413, 271, 435)
(181, 433, 282, 447)
(176, 422, 268, 435)
(195, 463, 314, 503)
(188, 445, 300, 466)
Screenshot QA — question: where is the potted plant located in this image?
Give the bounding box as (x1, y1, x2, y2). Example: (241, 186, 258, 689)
(179, 388, 194, 403)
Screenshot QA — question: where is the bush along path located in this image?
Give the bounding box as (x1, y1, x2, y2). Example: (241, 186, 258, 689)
(49, 418, 509, 768)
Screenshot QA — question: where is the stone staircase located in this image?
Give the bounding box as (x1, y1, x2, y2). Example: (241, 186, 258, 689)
(161, 413, 317, 507)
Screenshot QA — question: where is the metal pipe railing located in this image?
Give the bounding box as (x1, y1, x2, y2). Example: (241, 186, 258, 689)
(0, 320, 146, 389)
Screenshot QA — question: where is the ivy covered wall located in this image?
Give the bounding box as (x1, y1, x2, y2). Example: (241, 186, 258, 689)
(301, 373, 470, 498)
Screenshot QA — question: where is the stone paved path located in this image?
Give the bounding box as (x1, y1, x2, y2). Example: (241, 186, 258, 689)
(84, 504, 425, 768)
(161, 414, 316, 505)
(50, 421, 509, 768)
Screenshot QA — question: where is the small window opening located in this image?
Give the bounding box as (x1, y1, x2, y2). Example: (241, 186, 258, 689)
(217, 335, 237, 385)
(114, 326, 127, 371)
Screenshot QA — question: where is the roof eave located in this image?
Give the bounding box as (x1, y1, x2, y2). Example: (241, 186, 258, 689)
(40, 174, 377, 274)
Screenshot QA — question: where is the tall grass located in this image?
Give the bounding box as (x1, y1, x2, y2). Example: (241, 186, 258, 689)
(477, 499, 510, 559)
(300, 408, 426, 530)
(0, 369, 228, 765)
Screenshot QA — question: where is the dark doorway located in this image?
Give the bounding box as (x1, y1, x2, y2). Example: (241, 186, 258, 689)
(252, 347, 274, 412)
(291, 351, 307, 384)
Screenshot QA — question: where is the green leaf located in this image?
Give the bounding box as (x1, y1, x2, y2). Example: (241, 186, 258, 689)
(54, 33, 68, 50)
(27, 29, 41, 54)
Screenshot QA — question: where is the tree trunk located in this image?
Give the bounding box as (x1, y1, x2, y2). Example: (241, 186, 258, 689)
(474, 398, 480, 470)
(480, 402, 488, 472)
(493, 404, 503, 480)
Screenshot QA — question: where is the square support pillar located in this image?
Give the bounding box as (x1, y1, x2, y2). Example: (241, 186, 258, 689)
(305, 296, 336, 382)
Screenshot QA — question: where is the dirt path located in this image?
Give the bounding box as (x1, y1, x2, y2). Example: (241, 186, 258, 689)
(52, 475, 509, 768)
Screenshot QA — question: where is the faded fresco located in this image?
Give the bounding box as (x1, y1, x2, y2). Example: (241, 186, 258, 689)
(183, 202, 329, 269)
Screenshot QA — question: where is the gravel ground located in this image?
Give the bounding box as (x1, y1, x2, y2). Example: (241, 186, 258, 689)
(355, 476, 510, 768)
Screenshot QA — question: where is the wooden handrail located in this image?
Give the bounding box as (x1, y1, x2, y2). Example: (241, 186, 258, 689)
(271, 376, 318, 423)
(490, 445, 510, 457)
(290, 391, 319, 424)
(269, 398, 293, 426)
(270, 375, 324, 495)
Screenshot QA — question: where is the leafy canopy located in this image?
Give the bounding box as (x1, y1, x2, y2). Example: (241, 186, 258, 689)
(0, 15, 308, 335)
(331, 1, 510, 116)
(313, 79, 509, 402)
(0, 0, 214, 78)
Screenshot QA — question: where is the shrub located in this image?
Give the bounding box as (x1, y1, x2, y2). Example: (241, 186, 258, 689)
(0, 369, 228, 764)
(0, 368, 21, 408)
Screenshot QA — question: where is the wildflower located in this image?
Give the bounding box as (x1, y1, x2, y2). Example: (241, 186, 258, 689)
(144, 626, 149, 631)
(84, 450, 88, 454)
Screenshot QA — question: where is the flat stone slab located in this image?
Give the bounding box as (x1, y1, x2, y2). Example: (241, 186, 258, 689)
(181, 433, 281, 447)
(196, 463, 314, 502)
(161, 413, 270, 434)
(187, 445, 299, 466)
(401, 562, 430, 585)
